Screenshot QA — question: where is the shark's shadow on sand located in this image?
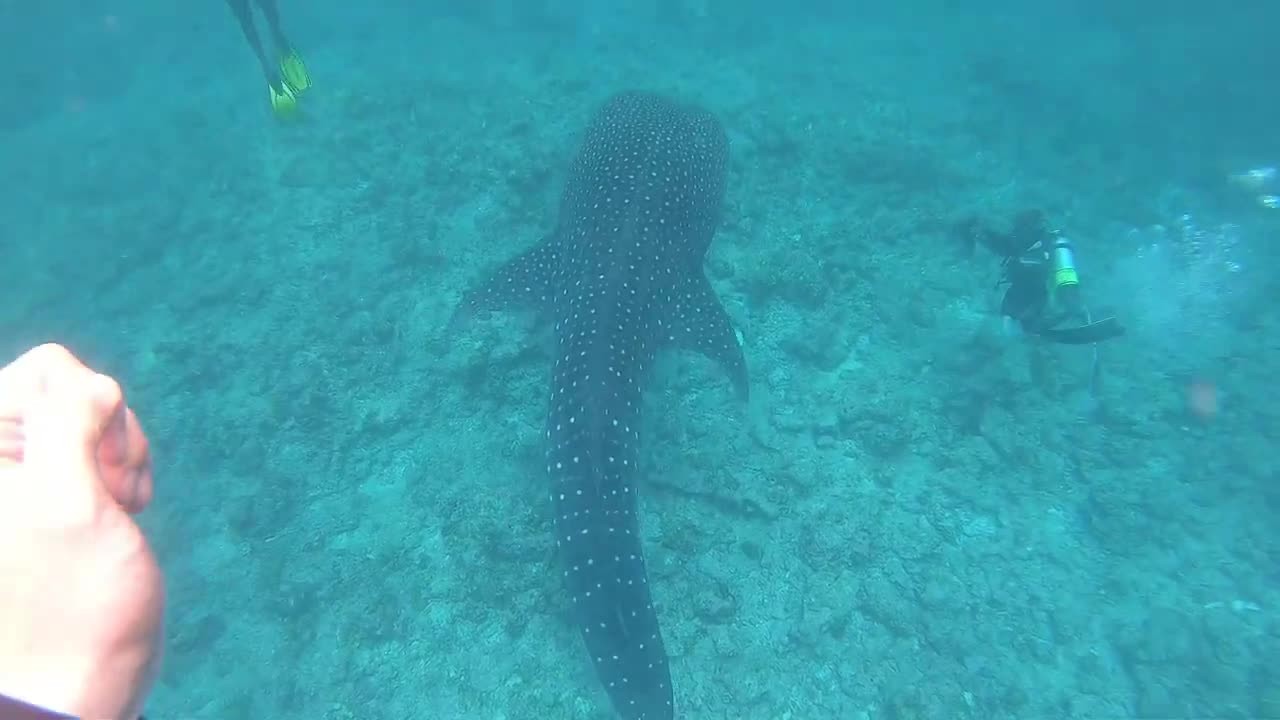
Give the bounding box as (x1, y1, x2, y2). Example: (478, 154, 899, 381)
(452, 90, 748, 720)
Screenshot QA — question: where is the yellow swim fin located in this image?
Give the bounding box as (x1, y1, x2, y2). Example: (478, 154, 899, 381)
(269, 81, 298, 119)
(279, 49, 311, 94)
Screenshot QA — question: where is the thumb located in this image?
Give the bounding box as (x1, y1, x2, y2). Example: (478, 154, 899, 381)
(22, 371, 123, 524)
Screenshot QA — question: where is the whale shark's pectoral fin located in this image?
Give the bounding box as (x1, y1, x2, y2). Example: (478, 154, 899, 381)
(665, 271, 749, 401)
(450, 235, 559, 332)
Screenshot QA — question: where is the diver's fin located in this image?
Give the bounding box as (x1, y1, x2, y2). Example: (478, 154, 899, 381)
(1039, 317, 1125, 345)
(279, 49, 311, 94)
(269, 81, 298, 118)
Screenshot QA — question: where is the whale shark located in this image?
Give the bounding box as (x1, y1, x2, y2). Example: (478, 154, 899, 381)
(454, 90, 748, 719)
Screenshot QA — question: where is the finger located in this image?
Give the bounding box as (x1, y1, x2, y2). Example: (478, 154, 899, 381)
(0, 417, 22, 463)
(0, 344, 154, 514)
(97, 405, 154, 513)
(0, 343, 78, 420)
(0, 344, 88, 477)
(22, 370, 123, 522)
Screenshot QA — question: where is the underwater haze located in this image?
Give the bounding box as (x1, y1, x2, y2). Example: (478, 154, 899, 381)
(1, 0, 1277, 718)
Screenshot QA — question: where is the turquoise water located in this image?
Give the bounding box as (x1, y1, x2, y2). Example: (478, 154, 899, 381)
(2, 1, 1277, 718)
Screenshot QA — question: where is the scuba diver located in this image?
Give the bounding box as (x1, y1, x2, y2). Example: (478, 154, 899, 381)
(958, 209, 1125, 345)
(224, 0, 311, 117)
(957, 209, 1125, 393)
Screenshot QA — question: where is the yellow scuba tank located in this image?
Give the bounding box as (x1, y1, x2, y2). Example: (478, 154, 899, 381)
(1050, 236, 1081, 309)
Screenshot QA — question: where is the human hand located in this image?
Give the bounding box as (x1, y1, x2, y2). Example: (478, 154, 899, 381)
(0, 344, 164, 719)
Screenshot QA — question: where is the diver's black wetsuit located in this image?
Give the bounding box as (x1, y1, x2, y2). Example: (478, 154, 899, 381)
(225, 0, 293, 87)
(1000, 254, 1051, 332)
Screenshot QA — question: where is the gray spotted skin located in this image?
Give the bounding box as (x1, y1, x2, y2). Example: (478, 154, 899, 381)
(457, 91, 748, 720)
